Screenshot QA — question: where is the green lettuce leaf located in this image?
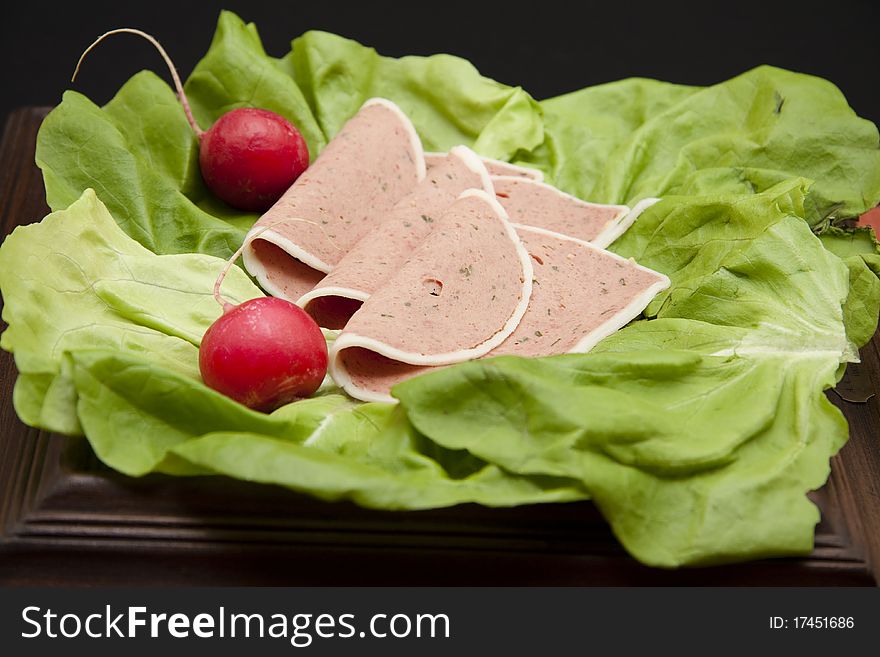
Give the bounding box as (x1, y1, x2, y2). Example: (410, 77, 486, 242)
(818, 226, 879, 259)
(527, 68, 880, 225)
(69, 345, 585, 505)
(184, 12, 327, 164)
(0, 189, 263, 434)
(282, 29, 544, 160)
(396, 350, 844, 566)
(70, 349, 343, 475)
(839, 254, 880, 349)
(173, 402, 587, 510)
(35, 76, 250, 259)
(612, 180, 852, 354)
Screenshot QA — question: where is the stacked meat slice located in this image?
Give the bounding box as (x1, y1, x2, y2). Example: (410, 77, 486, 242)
(243, 99, 670, 402)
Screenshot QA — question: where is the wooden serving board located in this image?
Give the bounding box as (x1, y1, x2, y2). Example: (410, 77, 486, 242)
(1, 107, 878, 586)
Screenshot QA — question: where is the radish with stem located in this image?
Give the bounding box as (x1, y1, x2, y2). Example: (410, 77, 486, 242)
(202, 230, 328, 411)
(73, 28, 310, 212)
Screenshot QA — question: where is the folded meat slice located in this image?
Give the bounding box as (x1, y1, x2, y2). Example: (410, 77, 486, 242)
(329, 189, 533, 398)
(493, 176, 631, 248)
(425, 151, 543, 181)
(333, 226, 670, 402)
(242, 98, 425, 301)
(299, 146, 494, 329)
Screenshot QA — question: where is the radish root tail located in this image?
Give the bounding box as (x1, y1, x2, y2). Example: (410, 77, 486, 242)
(72, 27, 204, 138)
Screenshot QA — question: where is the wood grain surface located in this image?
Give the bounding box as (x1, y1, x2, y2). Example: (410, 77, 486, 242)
(0, 107, 878, 586)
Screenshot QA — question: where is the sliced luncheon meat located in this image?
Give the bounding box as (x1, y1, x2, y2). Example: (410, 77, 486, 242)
(299, 146, 494, 329)
(425, 151, 543, 181)
(242, 98, 425, 301)
(493, 176, 631, 248)
(334, 347, 422, 403)
(246, 240, 326, 301)
(333, 226, 670, 402)
(329, 189, 533, 399)
(491, 226, 670, 355)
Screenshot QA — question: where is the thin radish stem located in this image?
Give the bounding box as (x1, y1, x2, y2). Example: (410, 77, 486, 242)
(72, 28, 204, 138)
(213, 234, 262, 312)
(213, 218, 342, 311)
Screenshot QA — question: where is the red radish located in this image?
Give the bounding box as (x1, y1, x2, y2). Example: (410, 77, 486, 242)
(199, 232, 328, 412)
(200, 297, 328, 411)
(199, 108, 308, 211)
(72, 28, 309, 212)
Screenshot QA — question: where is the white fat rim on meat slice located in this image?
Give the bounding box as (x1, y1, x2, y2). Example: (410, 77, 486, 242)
(242, 98, 426, 301)
(492, 175, 629, 212)
(241, 242, 289, 301)
(297, 285, 370, 308)
(329, 361, 399, 404)
(241, 228, 333, 302)
(569, 273, 670, 353)
(591, 197, 661, 249)
(331, 188, 534, 368)
(362, 97, 427, 182)
(447, 145, 496, 195)
(244, 228, 334, 273)
(480, 156, 544, 181)
(298, 146, 494, 309)
(426, 151, 544, 182)
(492, 175, 630, 241)
(511, 224, 671, 353)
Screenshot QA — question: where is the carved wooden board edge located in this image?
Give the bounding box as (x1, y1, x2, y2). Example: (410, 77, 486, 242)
(0, 427, 871, 586)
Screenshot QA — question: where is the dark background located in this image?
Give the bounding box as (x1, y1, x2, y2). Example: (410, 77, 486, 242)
(0, 0, 877, 125)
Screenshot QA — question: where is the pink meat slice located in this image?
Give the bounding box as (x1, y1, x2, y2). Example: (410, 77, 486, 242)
(494, 176, 631, 248)
(329, 189, 533, 397)
(334, 226, 670, 402)
(491, 227, 670, 354)
(335, 347, 421, 402)
(425, 151, 543, 181)
(247, 240, 326, 301)
(299, 146, 493, 329)
(242, 98, 425, 301)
